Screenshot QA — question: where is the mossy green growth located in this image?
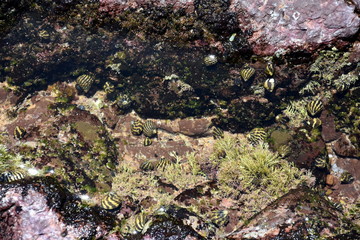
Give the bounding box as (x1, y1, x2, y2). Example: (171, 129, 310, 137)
(212, 136, 312, 216)
(0, 144, 24, 173)
(283, 98, 310, 128)
(310, 48, 350, 85)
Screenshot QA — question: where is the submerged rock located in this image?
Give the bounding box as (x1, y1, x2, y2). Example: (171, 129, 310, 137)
(229, 187, 359, 239)
(230, 0, 360, 55)
(0, 177, 119, 240)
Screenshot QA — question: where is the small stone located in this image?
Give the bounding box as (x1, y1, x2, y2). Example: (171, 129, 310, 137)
(326, 174, 335, 186)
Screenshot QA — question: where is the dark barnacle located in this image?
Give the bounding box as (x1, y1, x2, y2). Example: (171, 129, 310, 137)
(247, 128, 266, 145)
(265, 62, 274, 76)
(100, 192, 122, 210)
(116, 93, 132, 110)
(240, 63, 255, 82)
(0, 171, 25, 182)
(275, 114, 290, 124)
(210, 210, 229, 227)
(314, 157, 329, 169)
(76, 74, 95, 93)
(143, 120, 157, 138)
(340, 171, 354, 184)
(156, 157, 173, 170)
(204, 54, 218, 67)
(213, 127, 224, 139)
(264, 78, 275, 92)
(140, 160, 156, 171)
(304, 118, 322, 128)
(14, 126, 26, 140)
(131, 120, 144, 136)
(144, 137, 152, 146)
(306, 100, 323, 117)
(133, 212, 151, 234)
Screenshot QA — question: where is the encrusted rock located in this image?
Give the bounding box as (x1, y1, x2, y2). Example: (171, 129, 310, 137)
(228, 187, 359, 239)
(0, 177, 119, 240)
(230, 0, 360, 55)
(333, 134, 358, 158)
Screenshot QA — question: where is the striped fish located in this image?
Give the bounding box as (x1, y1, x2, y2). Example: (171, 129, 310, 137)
(306, 100, 323, 117)
(247, 128, 266, 145)
(211, 210, 229, 227)
(76, 74, 95, 93)
(0, 171, 25, 182)
(213, 127, 224, 139)
(100, 192, 122, 210)
(131, 120, 144, 136)
(143, 120, 157, 138)
(265, 62, 274, 76)
(14, 126, 26, 140)
(240, 64, 255, 81)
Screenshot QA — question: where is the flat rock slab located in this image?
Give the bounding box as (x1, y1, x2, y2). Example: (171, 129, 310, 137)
(0, 178, 119, 240)
(230, 0, 360, 55)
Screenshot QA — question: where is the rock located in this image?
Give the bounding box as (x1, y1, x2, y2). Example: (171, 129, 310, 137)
(99, 0, 195, 15)
(325, 174, 335, 186)
(228, 187, 359, 239)
(230, 0, 360, 55)
(333, 134, 358, 158)
(0, 177, 119, 240)
(320, 110, 341, 143)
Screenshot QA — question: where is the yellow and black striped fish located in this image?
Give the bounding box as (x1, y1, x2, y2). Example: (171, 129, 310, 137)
(131, 120, 144, 136)
(264, 78, 275, 92)
(247, 128, 266, 145)
(314, 157, 329, 169)
(100, 192, 122, 210)
(14, 126, 26, 140)
(143, 120, 157, 138)
(140, 160, 156, 171)
(213, 127, 224, 139)
(340, 171, 354, 184)
(305, 118, 322, 128)
(156, 157, 172, 170)
(211, 210, 229, 227)
(134, 212, 149, 233)
(76, 74, 95, 93)
(265, 62, 274, 76)
(0, 171, 25, 182)
(306, 100, 323, 117)
(144, 137, 152, 146)
(240, 64, 255, 82)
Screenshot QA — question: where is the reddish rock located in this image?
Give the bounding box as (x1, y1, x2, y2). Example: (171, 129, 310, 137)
(333, 134, 358, 158)
(326, 174, 335, 186)
(99, 0, 195, 15)
(0, 178, 120, 240)
(230, 0, 360, 55)
(228, 187, 358, 239)
(320, 110, 341, 143)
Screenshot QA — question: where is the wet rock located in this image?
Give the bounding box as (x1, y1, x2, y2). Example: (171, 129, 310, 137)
(230, 0, 360, 55)
(0, 177, 119, 240)
(228, 187, 358, 239)
(333, 134, 359, 158)
(320, 110, 341, 143)
(99, 0, 195, 15)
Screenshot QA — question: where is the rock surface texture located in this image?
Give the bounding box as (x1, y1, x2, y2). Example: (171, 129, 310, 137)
(230, 0, 360, 55)
(0, 178, 118, 240)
